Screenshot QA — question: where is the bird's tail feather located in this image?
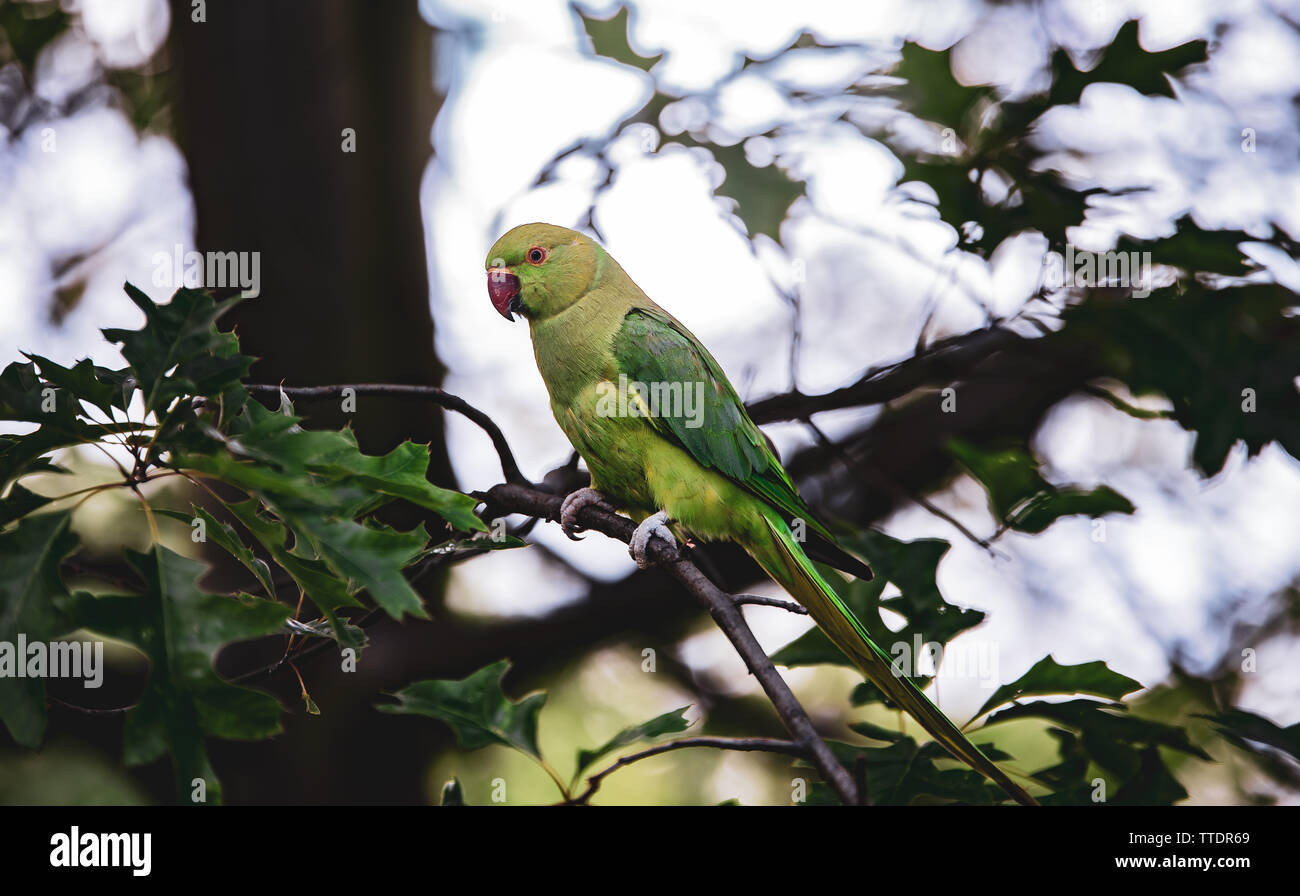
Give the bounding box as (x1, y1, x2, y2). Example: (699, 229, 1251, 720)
(750, 513, 1038, 806)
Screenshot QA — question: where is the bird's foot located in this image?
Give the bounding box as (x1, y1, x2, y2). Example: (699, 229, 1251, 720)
(559, 487, 613, 540)
(629, 511, 677, 569)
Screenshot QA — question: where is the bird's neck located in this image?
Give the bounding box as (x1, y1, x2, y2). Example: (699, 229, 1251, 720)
(528, 279, 638, 408)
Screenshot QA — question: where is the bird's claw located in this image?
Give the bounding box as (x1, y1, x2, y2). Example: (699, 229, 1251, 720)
(629, 511, 677, 569)
(560, 487, 611, 540)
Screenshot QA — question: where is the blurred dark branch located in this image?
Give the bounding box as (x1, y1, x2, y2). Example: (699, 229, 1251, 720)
(568, 736, 807, 805)
(481, 481, 861, 806)
(783, 321, 1099, 523)
(247, 382, 527, 485)
(747, 324, 1024, 423)
(803, 420, 1001, 556)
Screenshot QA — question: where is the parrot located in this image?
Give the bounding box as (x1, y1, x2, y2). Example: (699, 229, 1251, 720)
(485, 222, 1037, 806)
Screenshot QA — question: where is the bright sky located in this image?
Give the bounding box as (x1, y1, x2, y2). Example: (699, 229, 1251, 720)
(415, 0, 1300, 732)
(2, 0, 1298, 752)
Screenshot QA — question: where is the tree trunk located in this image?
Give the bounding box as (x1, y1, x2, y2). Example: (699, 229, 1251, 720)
(166, 0, 457, 803)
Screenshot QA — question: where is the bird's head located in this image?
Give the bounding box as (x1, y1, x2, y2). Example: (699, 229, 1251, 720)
(485, 223, 602, 322)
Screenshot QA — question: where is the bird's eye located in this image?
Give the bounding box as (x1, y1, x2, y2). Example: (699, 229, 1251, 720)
(527, 246, 547, 264)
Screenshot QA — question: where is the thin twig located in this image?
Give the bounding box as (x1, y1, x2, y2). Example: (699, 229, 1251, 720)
(805, 421, 1004, 557)
(1080, 383, 1175, 420)
(246, 383, 528, 485)
(733, 594, 808, 615)
(48, 695, 130, 716)
(568, 736, 806, 805)
(746, 325, 1024, 424)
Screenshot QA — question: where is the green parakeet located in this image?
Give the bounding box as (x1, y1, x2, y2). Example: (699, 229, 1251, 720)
(486, 222, 1036, 806)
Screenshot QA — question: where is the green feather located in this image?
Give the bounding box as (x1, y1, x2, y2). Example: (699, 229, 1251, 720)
(610, 307, 829, 535)
(752, 510, 1038, 806)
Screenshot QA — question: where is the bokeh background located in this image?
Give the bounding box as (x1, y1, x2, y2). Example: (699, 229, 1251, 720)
(2, 0, 1298, 804)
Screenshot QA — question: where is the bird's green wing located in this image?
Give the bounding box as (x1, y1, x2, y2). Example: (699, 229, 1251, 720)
(610, 307, 827, 536)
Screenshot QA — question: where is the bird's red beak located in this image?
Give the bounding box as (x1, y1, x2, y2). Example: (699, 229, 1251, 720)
(487, 268, 522, 321)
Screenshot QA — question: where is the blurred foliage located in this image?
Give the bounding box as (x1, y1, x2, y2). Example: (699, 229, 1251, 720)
(0, 742, 148, 805)
(0, 1, 170, 138)
(774, 531, 985, 684)
(0, 0, 67, 72)
(382, 659, 693, 803)
(1066, 283, 1300, 474)
(0, 285, 497, 803)
(772, 529, 1214, 805)
(1202, 708, 1300, 765)
(3, 3, 1298, 806)
(525, 4, 1298, 805)
(948, 438, 1135, 533)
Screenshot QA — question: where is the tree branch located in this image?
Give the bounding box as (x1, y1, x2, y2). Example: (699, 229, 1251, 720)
(247, 382, 527, 485)
(568, 736, 807, 805)
(232, 322, 1094, 802)
(747, 324, 1024, 423)
(733, 593, 808, 614)
(483, 481, 861, 806)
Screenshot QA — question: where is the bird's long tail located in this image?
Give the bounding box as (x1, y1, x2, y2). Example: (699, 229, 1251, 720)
(748, 512, 1038, 806)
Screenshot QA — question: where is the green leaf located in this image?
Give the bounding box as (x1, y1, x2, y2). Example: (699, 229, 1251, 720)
(986, 698, 1210, 773)
(1111, 745, 1189, 805)
(705, 141, 805, 243)
(948, 438, 1135, 533)
(180, 405, 441, 622)
(819, 738, 1004, 805)
(773, 531, 983, 691)
(1117, 215, 1254, 277)
(379, 660, 547, 759)
(187, 398, 483, 529)
(847, 719, 907, 743)
(1199, 708, 1300, 764)
(67, 546, 290, 803)
(1067, 282, 1300, 475)
(157, 506, 277, 599)
(891, 43, 992, 132)
(973, 655, 1143, 721)
(1030, 728, 1095, 804)
(1046, 20, 1207, 108)
(0, 361, 139, 486)
(101, 283, 252, 414)
(577, 5, 662, 72)
(421, 533, 529, 558)
(222, 499, 367, 646)
(0, 1, 70, 71)
(298, 676, 320, 715)
(296, 437, 485, 533)
(1031, 720, 1187, 805)
(292, 515, 430, 621)
(575, 706, 693, 775)
(21, 354, 120, 416)
(0, 511, 78, 747)
(0, 483, 55, 527)
(889, 136, 1096, 256)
